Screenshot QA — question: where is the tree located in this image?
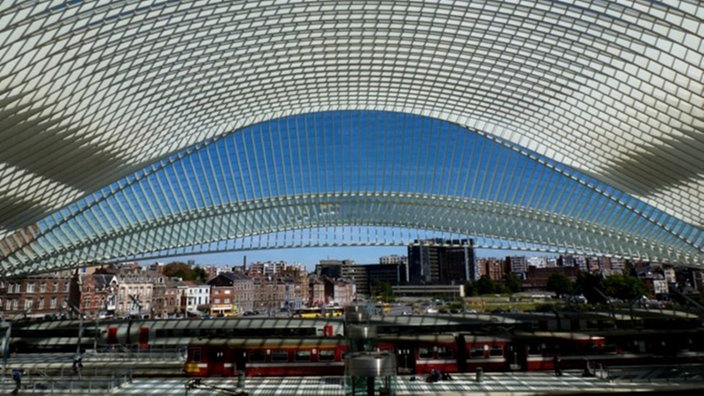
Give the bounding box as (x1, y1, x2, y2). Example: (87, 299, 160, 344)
(575, 272, 605, 304)
(546, 272, 574, 298)
(504, 273, 522, 293)
(192, 266, 209, 282)
(463, 280, 478, 297)
(476, 276, 494, 295)
(372, 281, 395, 303)
(163, 262, 196, 280)
(601, 274, 647, 301)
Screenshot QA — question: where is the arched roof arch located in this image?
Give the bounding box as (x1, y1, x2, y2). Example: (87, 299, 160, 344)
(1, 1, 702, 275)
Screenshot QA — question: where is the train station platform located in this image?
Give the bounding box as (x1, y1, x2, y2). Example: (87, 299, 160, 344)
(3, 370, 702, 395)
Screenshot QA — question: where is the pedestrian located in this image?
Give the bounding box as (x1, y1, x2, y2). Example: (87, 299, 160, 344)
(582, 359, 595, 377)
(552, 354, 562, 376)
(73, 356, 83, 376)
(12, 368, 22, 394)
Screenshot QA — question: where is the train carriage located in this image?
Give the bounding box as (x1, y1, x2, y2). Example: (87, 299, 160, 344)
(512, 331, 606, 371)
(184, 337, 348, 377)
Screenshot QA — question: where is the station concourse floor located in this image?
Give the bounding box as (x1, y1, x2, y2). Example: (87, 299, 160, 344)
(114, 372, 704, 395)
(3, 370, 700, 395)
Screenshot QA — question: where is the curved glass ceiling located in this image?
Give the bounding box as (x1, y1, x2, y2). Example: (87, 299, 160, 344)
(1, 1, 702, 275)
(2, 111, 702, 275)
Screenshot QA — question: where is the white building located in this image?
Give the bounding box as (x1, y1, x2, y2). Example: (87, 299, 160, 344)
(116, 278, 152, 317)
(179, 282, 211, 314)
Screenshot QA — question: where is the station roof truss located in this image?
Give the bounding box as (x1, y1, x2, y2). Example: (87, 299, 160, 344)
(1, 0, 703, 276)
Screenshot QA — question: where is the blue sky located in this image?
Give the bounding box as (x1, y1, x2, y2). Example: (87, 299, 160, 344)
(49, 110, 692, 270)
(144, 246, 540, 272)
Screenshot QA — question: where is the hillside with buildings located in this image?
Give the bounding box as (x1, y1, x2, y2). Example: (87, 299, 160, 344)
(2, 240, 704, 320)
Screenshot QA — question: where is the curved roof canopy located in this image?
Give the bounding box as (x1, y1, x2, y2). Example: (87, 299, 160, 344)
(1, 0, 702, 276)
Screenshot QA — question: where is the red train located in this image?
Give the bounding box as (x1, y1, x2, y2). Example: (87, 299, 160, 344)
(181, 333, 558, 377)
(184, 337, 347, 377)
(183, 328, 704, 378)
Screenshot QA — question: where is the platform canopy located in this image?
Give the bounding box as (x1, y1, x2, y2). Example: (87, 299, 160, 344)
(1, 1, 702, 276)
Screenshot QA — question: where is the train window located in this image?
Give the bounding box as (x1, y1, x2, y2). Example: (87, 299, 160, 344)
(271, 350, 289, 362)
(192, 350, 201, 362)
(490, 346, 503, 356)
(209, 350, 224, 362)
(419, 348, 432, 358)
(295, 350, 311, 361)
(437, 347, 453, 359)
(319, 350, 335, 361)
(248, 350, 266, 362)
(470, 347, 484, 358)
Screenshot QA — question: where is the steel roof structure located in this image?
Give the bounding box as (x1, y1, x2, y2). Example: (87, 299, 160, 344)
(1, 0, 703, 276)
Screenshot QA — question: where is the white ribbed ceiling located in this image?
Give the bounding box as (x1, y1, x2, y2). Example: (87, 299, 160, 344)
(0, 0, 702, 274)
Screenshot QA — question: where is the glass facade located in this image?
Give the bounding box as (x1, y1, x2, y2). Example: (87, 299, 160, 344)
(0, 1, 702, 275)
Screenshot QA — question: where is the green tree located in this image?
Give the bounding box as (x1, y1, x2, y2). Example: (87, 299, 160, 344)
(163, 262, 196, 280)
(463, 280, 478, 297)
(601, 274, 647, 301)
(575, 272, 605, 304)
(476, 276, 497, 295)
(193, 266, 209, 282)
(546, 272, 574, 298)
(504, 273, 522, 293)
(372, 281, 395, 303)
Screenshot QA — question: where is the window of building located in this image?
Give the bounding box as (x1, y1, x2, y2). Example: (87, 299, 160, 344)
(24, 299, 33, 310)
(40, 282, 46, 293)
(64, 282, 69, 292)
(37, 298, 45, 310)
(26, 283, 34, 293)
(50, 297, 57, 309)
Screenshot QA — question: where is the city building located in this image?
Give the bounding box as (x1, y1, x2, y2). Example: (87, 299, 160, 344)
(208, 272, 255, 316)
(522, 266, 580, 291)
(79, 274, 118, 318)
(248, 261, 287, 277)
(508, 256, 529, 276)
(315, 259, 357, 279)
(151, 277, 183, 319)
(477, 258, 505, 281)
(408, 239, 476, 284)
(0, 272, 74, 319)
(353, 263, 408, 298)
(178, 282, 211, 316)
(116, 278, 153, 318)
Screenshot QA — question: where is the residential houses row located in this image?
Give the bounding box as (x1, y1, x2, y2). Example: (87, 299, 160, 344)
(0, 262, 355, 320)
(3, 254, 704, 320)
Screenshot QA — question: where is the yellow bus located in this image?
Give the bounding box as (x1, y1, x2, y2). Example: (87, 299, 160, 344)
(376, 303, 391, 314)
(292, 307, 344, 318)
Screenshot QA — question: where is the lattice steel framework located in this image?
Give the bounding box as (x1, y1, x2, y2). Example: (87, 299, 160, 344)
(1, 1, 702, 275)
